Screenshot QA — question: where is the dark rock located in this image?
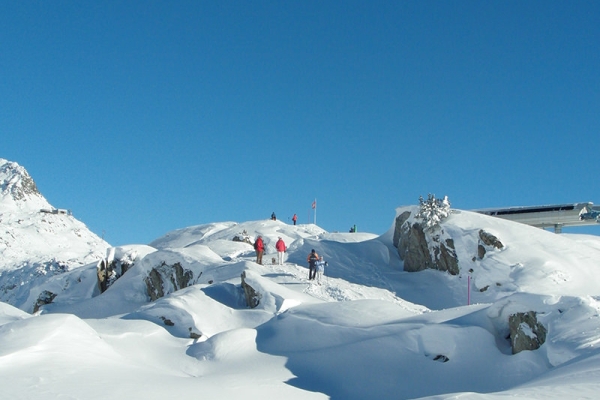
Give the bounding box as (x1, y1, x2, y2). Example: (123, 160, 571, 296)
(33, 290, 57, 313)
(394, 211, 459, 275)
(232, 230, 253, 245)
(96, 254, 135, 294)
(145, 261, 194, 301)
(392, 211, 412, 249)
(145, 268, 165, 301)
(477, 244, 486, 259)
(479, 230, 504, 249)
(509, 311, 547, 354)
(241, 271, 260, 308)
(189, 328, 202, 339)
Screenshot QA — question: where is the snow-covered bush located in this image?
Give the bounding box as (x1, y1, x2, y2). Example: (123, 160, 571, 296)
(416, 194, 451, 231)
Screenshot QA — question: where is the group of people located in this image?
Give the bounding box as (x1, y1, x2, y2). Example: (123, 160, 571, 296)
(253, 235, 287, 266)
(307, 249, 327, 283)
(253, 238, 327, 284)
(271, 212, 298, 225)
(253, 209, 329, 282)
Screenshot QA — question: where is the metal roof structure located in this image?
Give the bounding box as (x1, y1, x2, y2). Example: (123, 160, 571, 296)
(473, 202, 600, 233)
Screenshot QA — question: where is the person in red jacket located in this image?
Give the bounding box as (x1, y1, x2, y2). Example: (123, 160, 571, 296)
(292, 214, 298, 225)
(254, 236, 264, 265)
(275, 237, 286, 265)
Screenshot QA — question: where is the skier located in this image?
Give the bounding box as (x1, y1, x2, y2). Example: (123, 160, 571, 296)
(307, 249, 319, 280)
(315, 256, 327, 284)
(292, 213, 298, 225)
(271, 212, 277, 221)
(254, 236, 264, 265)
(275, 236, 286, 265)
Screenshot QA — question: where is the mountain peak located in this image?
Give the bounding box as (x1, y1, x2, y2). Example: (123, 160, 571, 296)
(0, 158, 48, 208)
(0, 158, 108, 279)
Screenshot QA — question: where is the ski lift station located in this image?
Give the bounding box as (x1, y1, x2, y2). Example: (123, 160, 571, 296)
(474, 202, 600, 233)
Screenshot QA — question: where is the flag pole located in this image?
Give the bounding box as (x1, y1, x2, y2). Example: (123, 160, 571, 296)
(314, 198, 317, 225)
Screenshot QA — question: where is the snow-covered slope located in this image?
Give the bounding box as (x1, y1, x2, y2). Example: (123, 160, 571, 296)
(389, 206, 600, 308)
(2, 158, 600, 399)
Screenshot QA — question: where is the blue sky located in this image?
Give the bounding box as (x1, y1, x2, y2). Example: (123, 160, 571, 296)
(2, 1, 599, 246)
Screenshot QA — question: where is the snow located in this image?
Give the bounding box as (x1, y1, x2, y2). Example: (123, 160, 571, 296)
(2, 161, 600, 399)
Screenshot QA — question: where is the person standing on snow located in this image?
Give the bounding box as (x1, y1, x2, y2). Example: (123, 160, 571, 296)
(271, 212, 277, 221)
(292, 214, 298, 225)
(307, 249, 319, 280)
(275, 237, 286, 265)
(254, 236, 265, 265)
(315, 256, 327, 284)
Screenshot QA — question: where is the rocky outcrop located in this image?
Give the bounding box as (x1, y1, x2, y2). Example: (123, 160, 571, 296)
(232, 230, 253, 245)
(145, 261, 194, 301)
(478, 230, 504, 259)
(97, 258, 111, 293)
(159, 316, 202, 339)
(394, 211, 459, 275)
(32, 290, 57, 313)
(509, 311, 547, 354)
(0, 158, 42, 202)
(96, 250, 137, 293)
(97, 259, 133, 293)
(241, 271, 260, 308)
(392, 211, 412, 249)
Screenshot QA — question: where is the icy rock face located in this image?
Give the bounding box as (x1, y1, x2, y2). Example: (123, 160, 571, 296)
(509, 311, 547, 354)
(393, 210, 459, 275)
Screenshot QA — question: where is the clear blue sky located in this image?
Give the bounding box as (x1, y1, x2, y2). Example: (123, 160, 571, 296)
(2, 1, 599, 245)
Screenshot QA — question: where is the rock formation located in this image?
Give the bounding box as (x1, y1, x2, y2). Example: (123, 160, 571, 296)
(97, 249, 137, 293)
(509, 311, 547, 354)
(0, 158, 43, 203)
(241, 271, 260, 308)
(144, 261, 194, 301)
(32, 290, 57, 313)
(478, 230, 504, 259)
(393, 210, 459, 275)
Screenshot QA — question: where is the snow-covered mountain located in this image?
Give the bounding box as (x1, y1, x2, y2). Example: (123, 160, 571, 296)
(2, 157, 600, 399)
(0, 158, 109, 309)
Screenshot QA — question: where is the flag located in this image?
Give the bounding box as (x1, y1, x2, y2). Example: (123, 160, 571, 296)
(312, 200, 316, 209)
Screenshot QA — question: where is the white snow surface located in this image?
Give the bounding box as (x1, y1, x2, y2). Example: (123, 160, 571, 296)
(2, 162, 600, 399)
